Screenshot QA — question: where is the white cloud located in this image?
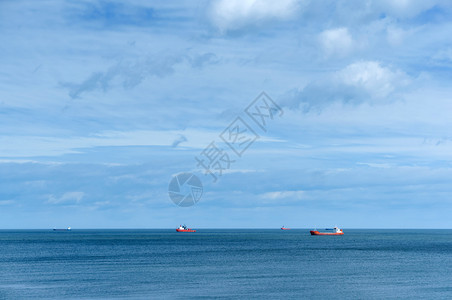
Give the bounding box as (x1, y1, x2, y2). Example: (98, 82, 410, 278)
(0, 128, 287, 158)
(0, 159, 62, 165)
(375, 0, 438, 19)
(336, 61, 409, 99)
(209, 0, 301, 32)
(0, 200, 15, 206)
(432, 47, 452, 62)
(386, 26, 409, 46)
(0, 129, 215, 157)
(357, 162, 392, 169)
(319, 27, 353, 57)
(221, 169, 259, 174)
(282, 60, 411, 111)
(47, 192, 85, 204)
(261, 190, 304, 200)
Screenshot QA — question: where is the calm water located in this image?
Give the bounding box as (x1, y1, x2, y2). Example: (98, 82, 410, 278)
(0, 229, 451, 299)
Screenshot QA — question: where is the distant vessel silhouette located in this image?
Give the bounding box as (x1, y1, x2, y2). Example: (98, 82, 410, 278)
(53, 227, 71, 231)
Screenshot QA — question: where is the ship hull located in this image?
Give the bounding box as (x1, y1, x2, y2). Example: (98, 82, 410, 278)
(281, 228, 291, 230)
(176, 229, 196, 232)
(310, 230, 343, 235)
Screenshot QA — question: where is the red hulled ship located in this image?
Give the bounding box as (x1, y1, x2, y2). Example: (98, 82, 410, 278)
(310, 226, 343, 235)
(176, 225, 196, 232)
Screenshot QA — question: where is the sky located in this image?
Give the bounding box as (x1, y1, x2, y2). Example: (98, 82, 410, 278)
(1, 0, 452, 229)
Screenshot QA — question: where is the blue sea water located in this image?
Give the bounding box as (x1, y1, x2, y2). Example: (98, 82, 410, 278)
(0, 229, 451, 299)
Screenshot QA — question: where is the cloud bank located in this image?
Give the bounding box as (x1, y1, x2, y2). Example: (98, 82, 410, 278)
(1, 0, 452, 228)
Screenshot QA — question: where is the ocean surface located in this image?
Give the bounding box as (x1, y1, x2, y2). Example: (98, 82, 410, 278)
(0, 229, 451, 299)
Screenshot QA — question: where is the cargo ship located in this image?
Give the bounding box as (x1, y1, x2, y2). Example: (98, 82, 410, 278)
(176, 225, 196, 232)
(281, 226, 291, 230)
(310, 226, 343, 235)
(53, 227, 71, 231)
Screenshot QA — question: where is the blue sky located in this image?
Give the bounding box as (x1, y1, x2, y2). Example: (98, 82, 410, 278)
(1, 0, 452, 228)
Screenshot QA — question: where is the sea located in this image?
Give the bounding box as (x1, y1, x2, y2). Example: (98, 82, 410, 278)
(0, 229, 451, 299)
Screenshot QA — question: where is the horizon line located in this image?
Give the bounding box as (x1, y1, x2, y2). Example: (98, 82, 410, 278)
(1, 227, 452, 230)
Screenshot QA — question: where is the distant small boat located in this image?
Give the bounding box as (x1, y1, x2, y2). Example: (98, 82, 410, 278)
(176, 225, 196, 232)
(281, 226, 291, 230)
(310, 226, 343, 235)
(53, 227, 71, 231)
